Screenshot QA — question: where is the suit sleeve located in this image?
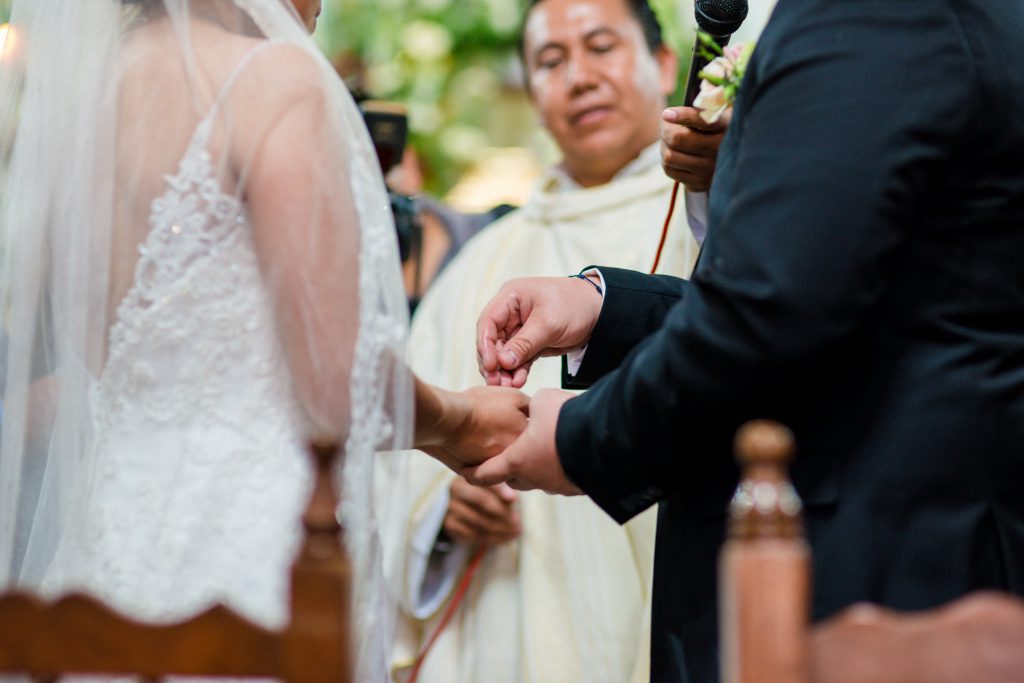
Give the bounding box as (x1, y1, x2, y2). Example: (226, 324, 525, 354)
(562, 268, 687, 389)
(555, 2, 976, 523)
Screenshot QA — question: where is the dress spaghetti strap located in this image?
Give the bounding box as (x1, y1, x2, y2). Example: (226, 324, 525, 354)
(202, 39, 282, 126)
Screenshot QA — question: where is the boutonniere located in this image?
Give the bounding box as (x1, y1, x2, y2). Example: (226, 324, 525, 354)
(693, 31, 754, 124)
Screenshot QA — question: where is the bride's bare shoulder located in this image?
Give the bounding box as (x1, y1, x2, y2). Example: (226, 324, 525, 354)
(117, 20, 263, 92)
(119, 19, 320, 96)
(232, 40, 327, 103)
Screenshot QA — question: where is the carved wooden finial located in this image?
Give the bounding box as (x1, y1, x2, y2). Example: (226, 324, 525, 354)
(729, 420, 803, 539)
(288, 439, 352, 683)
(301, 439, 344, 561)
(735, 419, 794, 468)
(721, 420, 812, 683)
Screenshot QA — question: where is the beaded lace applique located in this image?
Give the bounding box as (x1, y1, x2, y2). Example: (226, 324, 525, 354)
(83, 112, 307, 629)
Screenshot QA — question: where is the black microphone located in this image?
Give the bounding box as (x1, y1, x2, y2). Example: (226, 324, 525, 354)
(682, 0, 749, 106)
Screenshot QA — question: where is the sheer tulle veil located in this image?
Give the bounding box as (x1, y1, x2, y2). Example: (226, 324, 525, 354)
(0, 0, 411, 679)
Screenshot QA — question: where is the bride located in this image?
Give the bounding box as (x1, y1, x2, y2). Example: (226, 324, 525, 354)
(0, 0, 525, 680)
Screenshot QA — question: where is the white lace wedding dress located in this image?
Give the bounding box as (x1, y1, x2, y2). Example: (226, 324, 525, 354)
(2, 6, 410, 679)
(51, 99, 311, 630)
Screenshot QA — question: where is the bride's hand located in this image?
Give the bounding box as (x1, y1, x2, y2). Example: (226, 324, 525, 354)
(414, 379, 529, 473)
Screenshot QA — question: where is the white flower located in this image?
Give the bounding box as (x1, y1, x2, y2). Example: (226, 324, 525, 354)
(701, 57, 731, 81)
(693, 37, 754, 124)
(694, 82, 730, 124)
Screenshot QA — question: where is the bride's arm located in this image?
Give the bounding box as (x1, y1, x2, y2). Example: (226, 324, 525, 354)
(413, 377, 528, 473)
(233, 46, 364, 441)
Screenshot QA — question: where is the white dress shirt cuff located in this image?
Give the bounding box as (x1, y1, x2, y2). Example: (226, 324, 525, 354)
(565, 267, 607, 377)
(684, 189, 709, 246)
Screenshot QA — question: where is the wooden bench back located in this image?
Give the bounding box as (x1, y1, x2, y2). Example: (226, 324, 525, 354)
(0, 440, 351, 683)
(720, 421, 1024, 683)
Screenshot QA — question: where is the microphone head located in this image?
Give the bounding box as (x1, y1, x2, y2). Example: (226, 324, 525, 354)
(695, 0, 749, 37)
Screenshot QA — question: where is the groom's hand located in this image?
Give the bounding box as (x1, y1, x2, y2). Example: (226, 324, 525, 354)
(476, 276, 603, 388)
(464, 389, 582, 496)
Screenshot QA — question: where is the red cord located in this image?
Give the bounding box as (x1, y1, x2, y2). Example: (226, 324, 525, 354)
(650, 180, 681, 274)
(405, 545, 488, 683)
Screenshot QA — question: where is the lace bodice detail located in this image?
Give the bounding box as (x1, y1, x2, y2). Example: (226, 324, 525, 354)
(97, 116, 297, 433)
(78, 105, 310, 629)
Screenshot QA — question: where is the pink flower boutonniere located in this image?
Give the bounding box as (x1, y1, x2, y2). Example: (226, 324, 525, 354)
(693, 31, 754, 124)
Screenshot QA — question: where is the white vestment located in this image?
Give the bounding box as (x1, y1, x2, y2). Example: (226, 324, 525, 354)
(386, 148, 699, 683)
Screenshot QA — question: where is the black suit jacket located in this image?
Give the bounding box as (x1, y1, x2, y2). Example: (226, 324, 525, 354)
(556, 2, 1024, 681)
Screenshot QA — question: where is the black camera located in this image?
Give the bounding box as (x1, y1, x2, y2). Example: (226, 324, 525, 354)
(359, 101, 420, 263)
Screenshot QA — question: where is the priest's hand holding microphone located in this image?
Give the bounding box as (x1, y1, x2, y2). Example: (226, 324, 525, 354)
(661, 0, 748, 190)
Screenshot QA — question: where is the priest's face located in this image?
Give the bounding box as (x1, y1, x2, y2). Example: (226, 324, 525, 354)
(522, 0, 677, 187)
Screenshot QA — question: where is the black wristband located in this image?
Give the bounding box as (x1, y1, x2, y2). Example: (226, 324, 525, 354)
(568, 272, 603, 296)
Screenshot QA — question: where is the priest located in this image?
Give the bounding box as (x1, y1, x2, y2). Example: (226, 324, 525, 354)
(383, 1, 725, 681)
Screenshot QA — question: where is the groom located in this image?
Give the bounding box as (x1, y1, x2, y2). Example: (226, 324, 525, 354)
(463, 1, 1024, 682)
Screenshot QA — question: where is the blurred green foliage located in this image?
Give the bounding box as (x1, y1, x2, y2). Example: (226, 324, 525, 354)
(650, 0, 694, 101)
(316, 0, 538, 195)
(316, 0, 694, 196)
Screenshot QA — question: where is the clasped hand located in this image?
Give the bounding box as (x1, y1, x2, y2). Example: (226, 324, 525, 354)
(414, 379, 582, 496)
(439, 274, 609, 496)
(415, 382, 529, 472)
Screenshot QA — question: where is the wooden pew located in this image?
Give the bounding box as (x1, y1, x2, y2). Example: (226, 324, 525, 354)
(720, 421, 1024, 683)
(0, 441, 351, 683)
